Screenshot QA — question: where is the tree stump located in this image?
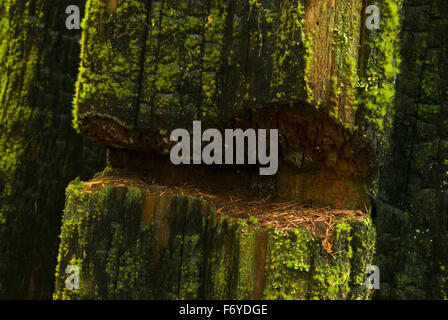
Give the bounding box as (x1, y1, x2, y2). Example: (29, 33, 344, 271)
(54, 0, 405, 300)
(74, 0, 364, 144)
(54, 174, 374, 300)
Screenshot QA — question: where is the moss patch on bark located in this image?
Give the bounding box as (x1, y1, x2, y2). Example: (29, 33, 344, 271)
(54, 176, 374, 300)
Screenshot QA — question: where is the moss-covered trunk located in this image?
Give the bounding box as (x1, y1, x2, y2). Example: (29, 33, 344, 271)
(54, 176, 374, 300)
(53, 0, 404, 300)
(374, 0, 448, 299)
(74, 0, 364, 148)
(0, 0, 105, 299)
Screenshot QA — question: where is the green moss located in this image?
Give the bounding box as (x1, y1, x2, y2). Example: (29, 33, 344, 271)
(348, 217, 375, 300)
(248, 216, 259, 225)
(329, 0, 362, 124)
(263, 228, 312, 300)
(76, 0, 366, 134)
(267, 0, 307, 102)
(0, 0, 104, 299)
(73, 0, 148, 130)
(358, 0, 403, 135)
(234, 221, 258, 298)
(54, 180, 375, 300)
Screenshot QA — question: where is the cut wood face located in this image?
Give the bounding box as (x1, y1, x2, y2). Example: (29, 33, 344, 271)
(75, 0, 364, 150)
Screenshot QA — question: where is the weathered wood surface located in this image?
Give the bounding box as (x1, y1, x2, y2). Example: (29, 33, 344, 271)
(0, 0, 105, 299)
(53, 177, 374, 300)
(74, 0, 364, 150)
(374, 0, 448, 299)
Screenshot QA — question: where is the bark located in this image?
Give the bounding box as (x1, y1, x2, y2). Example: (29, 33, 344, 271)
(2, 0, 443, 301)
(0, 0, 105, 299)
(374, 0, 448, 299)
(71, 0, 377, 210)
(74, 0, 364, 150)
(53, 177, 374, 300)
(54, 0, 405, 300)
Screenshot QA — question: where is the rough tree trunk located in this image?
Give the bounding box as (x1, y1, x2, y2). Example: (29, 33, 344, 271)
(2, 0, 444, 300)
(53, 176, 374, 300)
(374, 0, 448, 299)
(74, 0, 364, 138)
(72, 0, 378, 209)
(52, 0, 396, 300)
(0, 0, 105, 299)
